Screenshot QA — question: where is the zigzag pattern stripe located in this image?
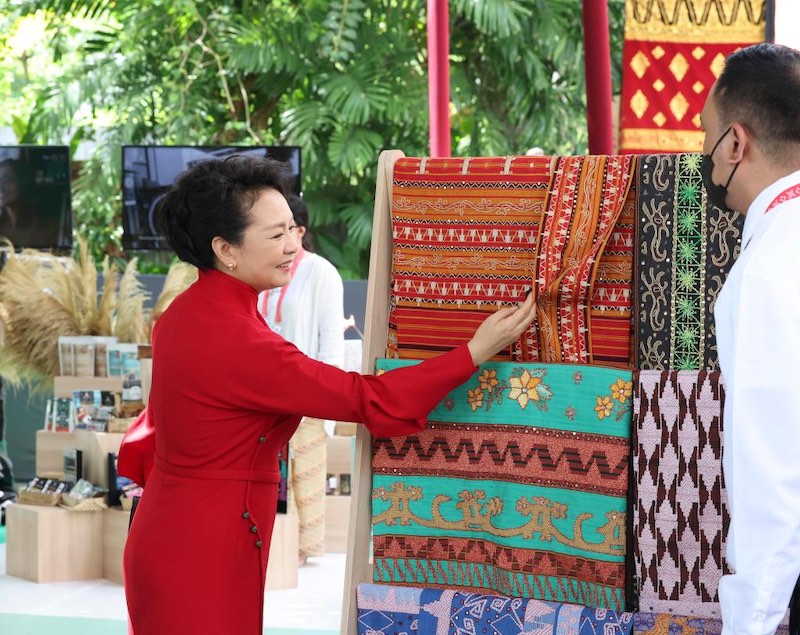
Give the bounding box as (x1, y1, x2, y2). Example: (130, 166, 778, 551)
(373, 558, 625, 610)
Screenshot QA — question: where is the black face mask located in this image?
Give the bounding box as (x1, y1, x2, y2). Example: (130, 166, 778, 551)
(701, 126, 740, 212)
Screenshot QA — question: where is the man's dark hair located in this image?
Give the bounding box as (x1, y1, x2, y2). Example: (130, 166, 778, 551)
(286, 193, 314, 252)
(156, 155, 290, 270)
(715, 43, 800, 163)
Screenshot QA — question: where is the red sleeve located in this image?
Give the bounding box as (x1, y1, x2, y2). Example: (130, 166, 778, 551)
(225, 338, 477, 437)
(117, 317, 161, 485)
(117, 408, 154, 486)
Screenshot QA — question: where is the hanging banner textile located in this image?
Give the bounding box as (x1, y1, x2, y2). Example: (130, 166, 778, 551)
(619, 0, 766, 153)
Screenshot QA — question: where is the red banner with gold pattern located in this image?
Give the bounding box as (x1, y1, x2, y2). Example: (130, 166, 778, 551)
(619, 0, 766, 154)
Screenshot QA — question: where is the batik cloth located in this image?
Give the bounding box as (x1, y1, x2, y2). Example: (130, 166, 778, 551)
(355, 583, 634, 635)
(635, 153, 744, 370)
(356, 582, 422, 634)
(619, 0, 766, 153)
(372, 360, 633, 610)
(632, 612, 791, 635)
(633, 371, 729, 618)
(516, 155, 635, 366)
(418, 589, 634, 635)
(388, 156, 636, 367)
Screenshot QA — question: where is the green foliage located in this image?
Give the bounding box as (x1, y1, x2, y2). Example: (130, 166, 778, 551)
(0, 0, 625, 278)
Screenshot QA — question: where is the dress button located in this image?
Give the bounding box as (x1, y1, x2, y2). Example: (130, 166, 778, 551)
(255, 540, 263, 548)
(242, 511, 250, 519)
(250, 525, 258, 533)
(258, 435, 266, 443)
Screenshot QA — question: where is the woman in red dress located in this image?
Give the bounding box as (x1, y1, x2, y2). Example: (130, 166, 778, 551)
(118, 155, 535, 634)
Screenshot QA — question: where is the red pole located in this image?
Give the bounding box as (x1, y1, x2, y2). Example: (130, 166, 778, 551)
(427, 0, 451, 157)
(582, 0, 614, 154)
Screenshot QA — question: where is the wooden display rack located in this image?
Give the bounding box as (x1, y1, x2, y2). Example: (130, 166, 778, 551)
(341, 150, 404, 633)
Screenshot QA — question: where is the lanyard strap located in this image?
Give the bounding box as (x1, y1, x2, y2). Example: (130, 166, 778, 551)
(766, 183, 800, 214)
(260, 247, 304, 324)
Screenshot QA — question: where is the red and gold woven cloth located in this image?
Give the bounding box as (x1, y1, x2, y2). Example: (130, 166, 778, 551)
(619, 0, 766, 153)
(388, 156, 551, 361)
(388, 156, 636, 367)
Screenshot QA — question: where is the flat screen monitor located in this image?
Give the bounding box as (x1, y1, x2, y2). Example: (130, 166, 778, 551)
(121, 145, 301, 251)
(0, 145, 72, 249)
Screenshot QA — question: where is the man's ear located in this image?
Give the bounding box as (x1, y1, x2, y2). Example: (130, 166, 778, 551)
(729, 122, 750, 164)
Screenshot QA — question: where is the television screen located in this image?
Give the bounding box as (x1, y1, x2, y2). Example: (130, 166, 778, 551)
(121, 146, 302, 250)
(0, 145, 72, 249)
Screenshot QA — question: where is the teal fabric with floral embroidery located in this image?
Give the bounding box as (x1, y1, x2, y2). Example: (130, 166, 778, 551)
(371, 360, 633, 610)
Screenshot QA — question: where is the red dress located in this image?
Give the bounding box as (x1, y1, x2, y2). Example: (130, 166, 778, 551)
(118, 269, 475, 634)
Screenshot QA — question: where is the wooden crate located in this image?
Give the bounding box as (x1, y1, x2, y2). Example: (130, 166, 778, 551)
(265, 512, 299, 591)
(35, 430, 77, 479)
(325, 495, 351, 553)
(74, 429, 125, 487)
(6, 503, 104, 582)
(102, 507, 131, 584)
(327, 435, 354, 477)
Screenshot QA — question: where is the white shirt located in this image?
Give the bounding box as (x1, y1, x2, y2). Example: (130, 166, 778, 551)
(259, 251, 345, 369)
(714, 169, 800, 635)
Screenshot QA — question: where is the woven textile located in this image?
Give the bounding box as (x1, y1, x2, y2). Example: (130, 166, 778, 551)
(517, 155, 635, 365)
(288, 417, 326, 557)
(589, 181, 636, 368)
(619, 0, 766, 153)
(388, 156, 551, 362)
(356, 583, 422, 634)
(635, 154, 744, 370)
(417, 589, 634, 635)
(632, 612, 791, 635)
(388, 155, 636, 366)
(633, 371, 729, 618)
(372, 360, 633, 610)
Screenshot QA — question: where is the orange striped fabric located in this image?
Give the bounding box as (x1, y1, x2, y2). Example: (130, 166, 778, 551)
(387, 155, 636, 367)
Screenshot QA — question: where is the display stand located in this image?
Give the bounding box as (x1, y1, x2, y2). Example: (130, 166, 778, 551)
(35, 430, 77, 478)
(265, 513, 300, 590)
(325, 435, 353, 553)
(6, 504, 104, 582)
(341, 149, 403, 633)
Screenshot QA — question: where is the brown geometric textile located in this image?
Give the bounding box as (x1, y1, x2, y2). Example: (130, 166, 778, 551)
(633, 370, 730, 618)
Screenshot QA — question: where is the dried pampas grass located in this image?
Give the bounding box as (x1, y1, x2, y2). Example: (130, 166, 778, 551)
(147, 261, 198, 335)
(0, 238, 151, 387)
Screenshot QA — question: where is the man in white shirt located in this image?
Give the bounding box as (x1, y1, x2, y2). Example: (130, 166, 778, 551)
(701, 43, 800, 635)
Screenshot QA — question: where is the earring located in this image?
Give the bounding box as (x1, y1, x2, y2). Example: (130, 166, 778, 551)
(227, 262, 236, 271)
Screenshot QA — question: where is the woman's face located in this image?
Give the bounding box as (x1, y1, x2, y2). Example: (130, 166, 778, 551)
(223, 188, 301, 292)
(0, 164, 20, 208)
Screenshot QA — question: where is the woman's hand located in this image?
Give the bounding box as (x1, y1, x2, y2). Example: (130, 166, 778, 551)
(466, 293, 536, 366)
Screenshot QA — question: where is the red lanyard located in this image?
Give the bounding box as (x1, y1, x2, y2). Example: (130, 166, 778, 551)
(765, 183, 800, 214)
(260, 247, 304, 324)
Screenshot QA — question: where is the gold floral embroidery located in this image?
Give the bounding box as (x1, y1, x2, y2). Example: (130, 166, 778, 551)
(508, 367, 552, 411)
(594, 377, 634, 421)
(610, 378, 633, 404)
(595, 396, 614, 420)
(467, 387, 484, 411)
(478, 368, 499, 393)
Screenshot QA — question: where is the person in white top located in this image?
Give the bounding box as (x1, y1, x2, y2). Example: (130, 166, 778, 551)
(258, 194, 345, 562)
(701, 43, 800, 635)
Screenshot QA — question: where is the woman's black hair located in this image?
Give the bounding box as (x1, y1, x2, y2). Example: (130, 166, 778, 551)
(156, 154, 290, 270)
(285, 193, 314, 252)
